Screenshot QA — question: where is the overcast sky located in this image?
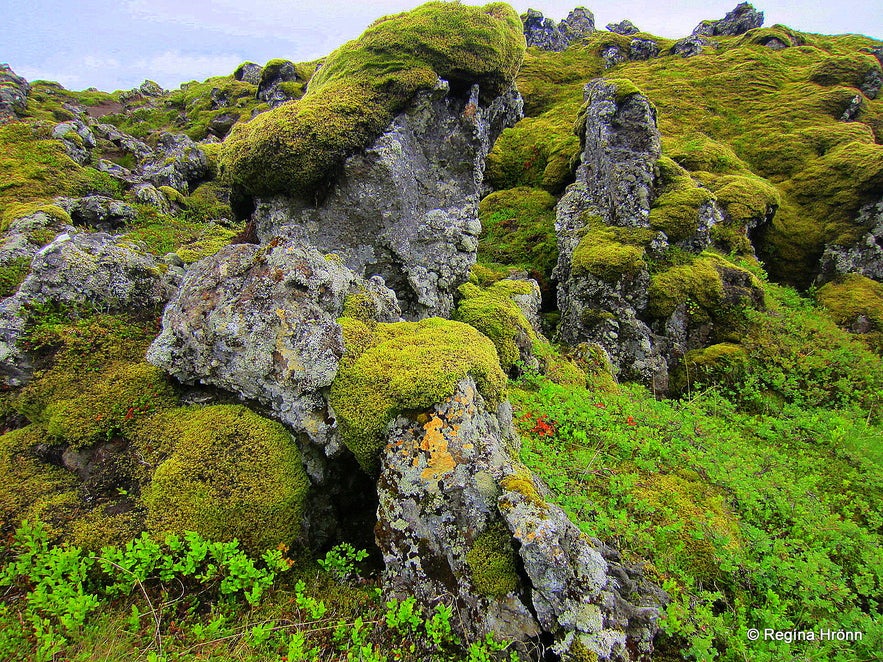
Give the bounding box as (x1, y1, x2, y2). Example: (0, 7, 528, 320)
(5, 0, 882, 93)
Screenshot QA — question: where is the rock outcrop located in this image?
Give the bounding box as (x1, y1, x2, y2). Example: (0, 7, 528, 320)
(257, 59, 301, 107)
(0, 231, 176, 387)
(693, 2, 764, 37)
(606, 20, 640, 36)
(251, 79, 523, 319)
(146, 240, 399, 447)
(0, 64, 29, 123)
(818, 197, 883, 283)
(376, 377, 664, 659)
(555, 79, 764, 391)
(522, 8, 595, 52)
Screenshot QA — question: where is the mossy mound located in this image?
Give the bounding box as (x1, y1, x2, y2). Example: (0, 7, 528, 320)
(632, 470, 742, 582)
(141, 405, 309, 555)
(465, 522, 519, 597)
(0, 425, 80, 538)
(477, 186, 558, 295)
(571, 220, 653, 283)
(455, 280, 537, 372)
(670, 342, 749, 393)
(816, 274, 883, 352)
(220, 2, 525, 199)
(330, 317, 507, 474)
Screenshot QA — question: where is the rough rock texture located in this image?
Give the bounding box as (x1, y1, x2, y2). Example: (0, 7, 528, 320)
(861, 68, 881, 99)
(693, 2, 764, 36)
(56, 195, 136, 232)
(522, 8, 595, 51)
(0, 231, 176, 387)
(559, 8, 596, 43)
(257, 60, 300, 108)
(147, 240, 399, 446)
(0, 64, 29, 123)
(602, 46, 628, 69)
(52, 120, 96, 165)
(630, 38, 660, 61)
(818, 197, 883, 282)
(553, 79, 762, 391)
(234, 62, 263, 86)
(522, 9, 568, 51)
(607, 20, 639, 36)
(92, 123, 153, 162)
(376, 377, 664, 659)
(570, 79, 660, 228)
(141, 133, 209, 194)
(252, 79, 523, 319)
(671, 35, 708, 58)
(0, 210, 65, 270)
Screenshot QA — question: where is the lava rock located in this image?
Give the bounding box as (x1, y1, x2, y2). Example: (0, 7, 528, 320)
(606, 20, 639, 35)
(141, 132, 208, 194)
(257, 60, 300, 108)
(252, 79, 523, 320)
(693, 2, 764, 37)
(522, 8, 568, 51)
(0, 64, 29, 122)
(818, 197, 883, 282)
(55, 195, 136, 232)
(671, 34, 709, 58)
(630, 37, 661, 60)
(234, 62, 263, 86)
(52, 120, 96, 165)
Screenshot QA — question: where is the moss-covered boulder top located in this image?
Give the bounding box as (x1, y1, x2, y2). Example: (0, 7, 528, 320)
(219, 1, 526, 199)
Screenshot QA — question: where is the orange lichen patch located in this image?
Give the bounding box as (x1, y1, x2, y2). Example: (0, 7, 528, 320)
(419, 415, 457, 481)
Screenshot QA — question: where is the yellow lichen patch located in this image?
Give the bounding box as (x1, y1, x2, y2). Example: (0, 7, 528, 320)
(419, 415, 457, 481)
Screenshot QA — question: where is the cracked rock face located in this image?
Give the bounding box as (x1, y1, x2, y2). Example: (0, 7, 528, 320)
(376, 377, 664, 660)
(252, 79, 523, 320)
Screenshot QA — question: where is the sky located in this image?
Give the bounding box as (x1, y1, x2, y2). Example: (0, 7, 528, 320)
(4, 0, 882, 93)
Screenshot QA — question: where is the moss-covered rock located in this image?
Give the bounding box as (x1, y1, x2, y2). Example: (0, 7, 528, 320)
(648, 254, 726, 319)
(330, 317, 507, 473)
(649, 158, 716, 242)
(221, 2, 525, 199)
(670, 342, 749, 393)
(141, 404, 309, 554)
(571, 222, 651, 283)
(455, 280, 537, 372)
(816, 273, 883, 352)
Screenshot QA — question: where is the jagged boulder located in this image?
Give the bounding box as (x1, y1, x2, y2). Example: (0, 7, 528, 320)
(522, 9, 568, 51)
(693, 2, 764, 36)
(0, 64, 29, 123)
(375, 376, 664, 659)
(52, 120, 95, 165)
(606, 20, 639, 36)
(671, 34, 708, 58)
(0, 231, 176, 387)
(92, 123, 153, 162)
(522, 8, 595, 51)
(55, 195, 136, 232)
(234, 62, 263, 86)
(252, 80, 523, 319)
(630, 38, 660, 60)
(257, 59, 301, 107)
(555, 79, 763, 390)
(602, 45, 628, 69)
(147, 240, 399, 447)
(141, 133, 208, 194)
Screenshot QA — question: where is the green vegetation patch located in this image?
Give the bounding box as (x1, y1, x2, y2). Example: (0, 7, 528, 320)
(330, 317, 506, 473)
(142, 404, 309, 555)
(650, 158, 716, 242)
(0, 257, 31, 298)
(220, 2, 525, 198)
(477, 186, 558, 293)
(649, 253, 755, 320)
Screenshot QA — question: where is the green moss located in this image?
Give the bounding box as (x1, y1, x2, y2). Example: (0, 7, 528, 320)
(605, 77, 643, 103)
(571, 222, 649, 283)
(710, 175, 780, 223)
(816, 274, 883, 352)
(0, 257, 31, 298)
(671, 342, 749, 393)
(158, 185, 186, 205)
(122, 204, 243, 262)
(648, 255, 726, 319)
(329, 317, 507, 474)
(809, 54, 881, 88)
(632, 470, 742, 581)
(141, 404, 309, 555)
(184, 181, 233, 222)
(221, 2, 525, 199)
(465, 522, 519, 597)
(0, 425, 80, 538)
(649, 166, 715, 242)
(68, 507, 145, 551)
(455, 280, 536, 372)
